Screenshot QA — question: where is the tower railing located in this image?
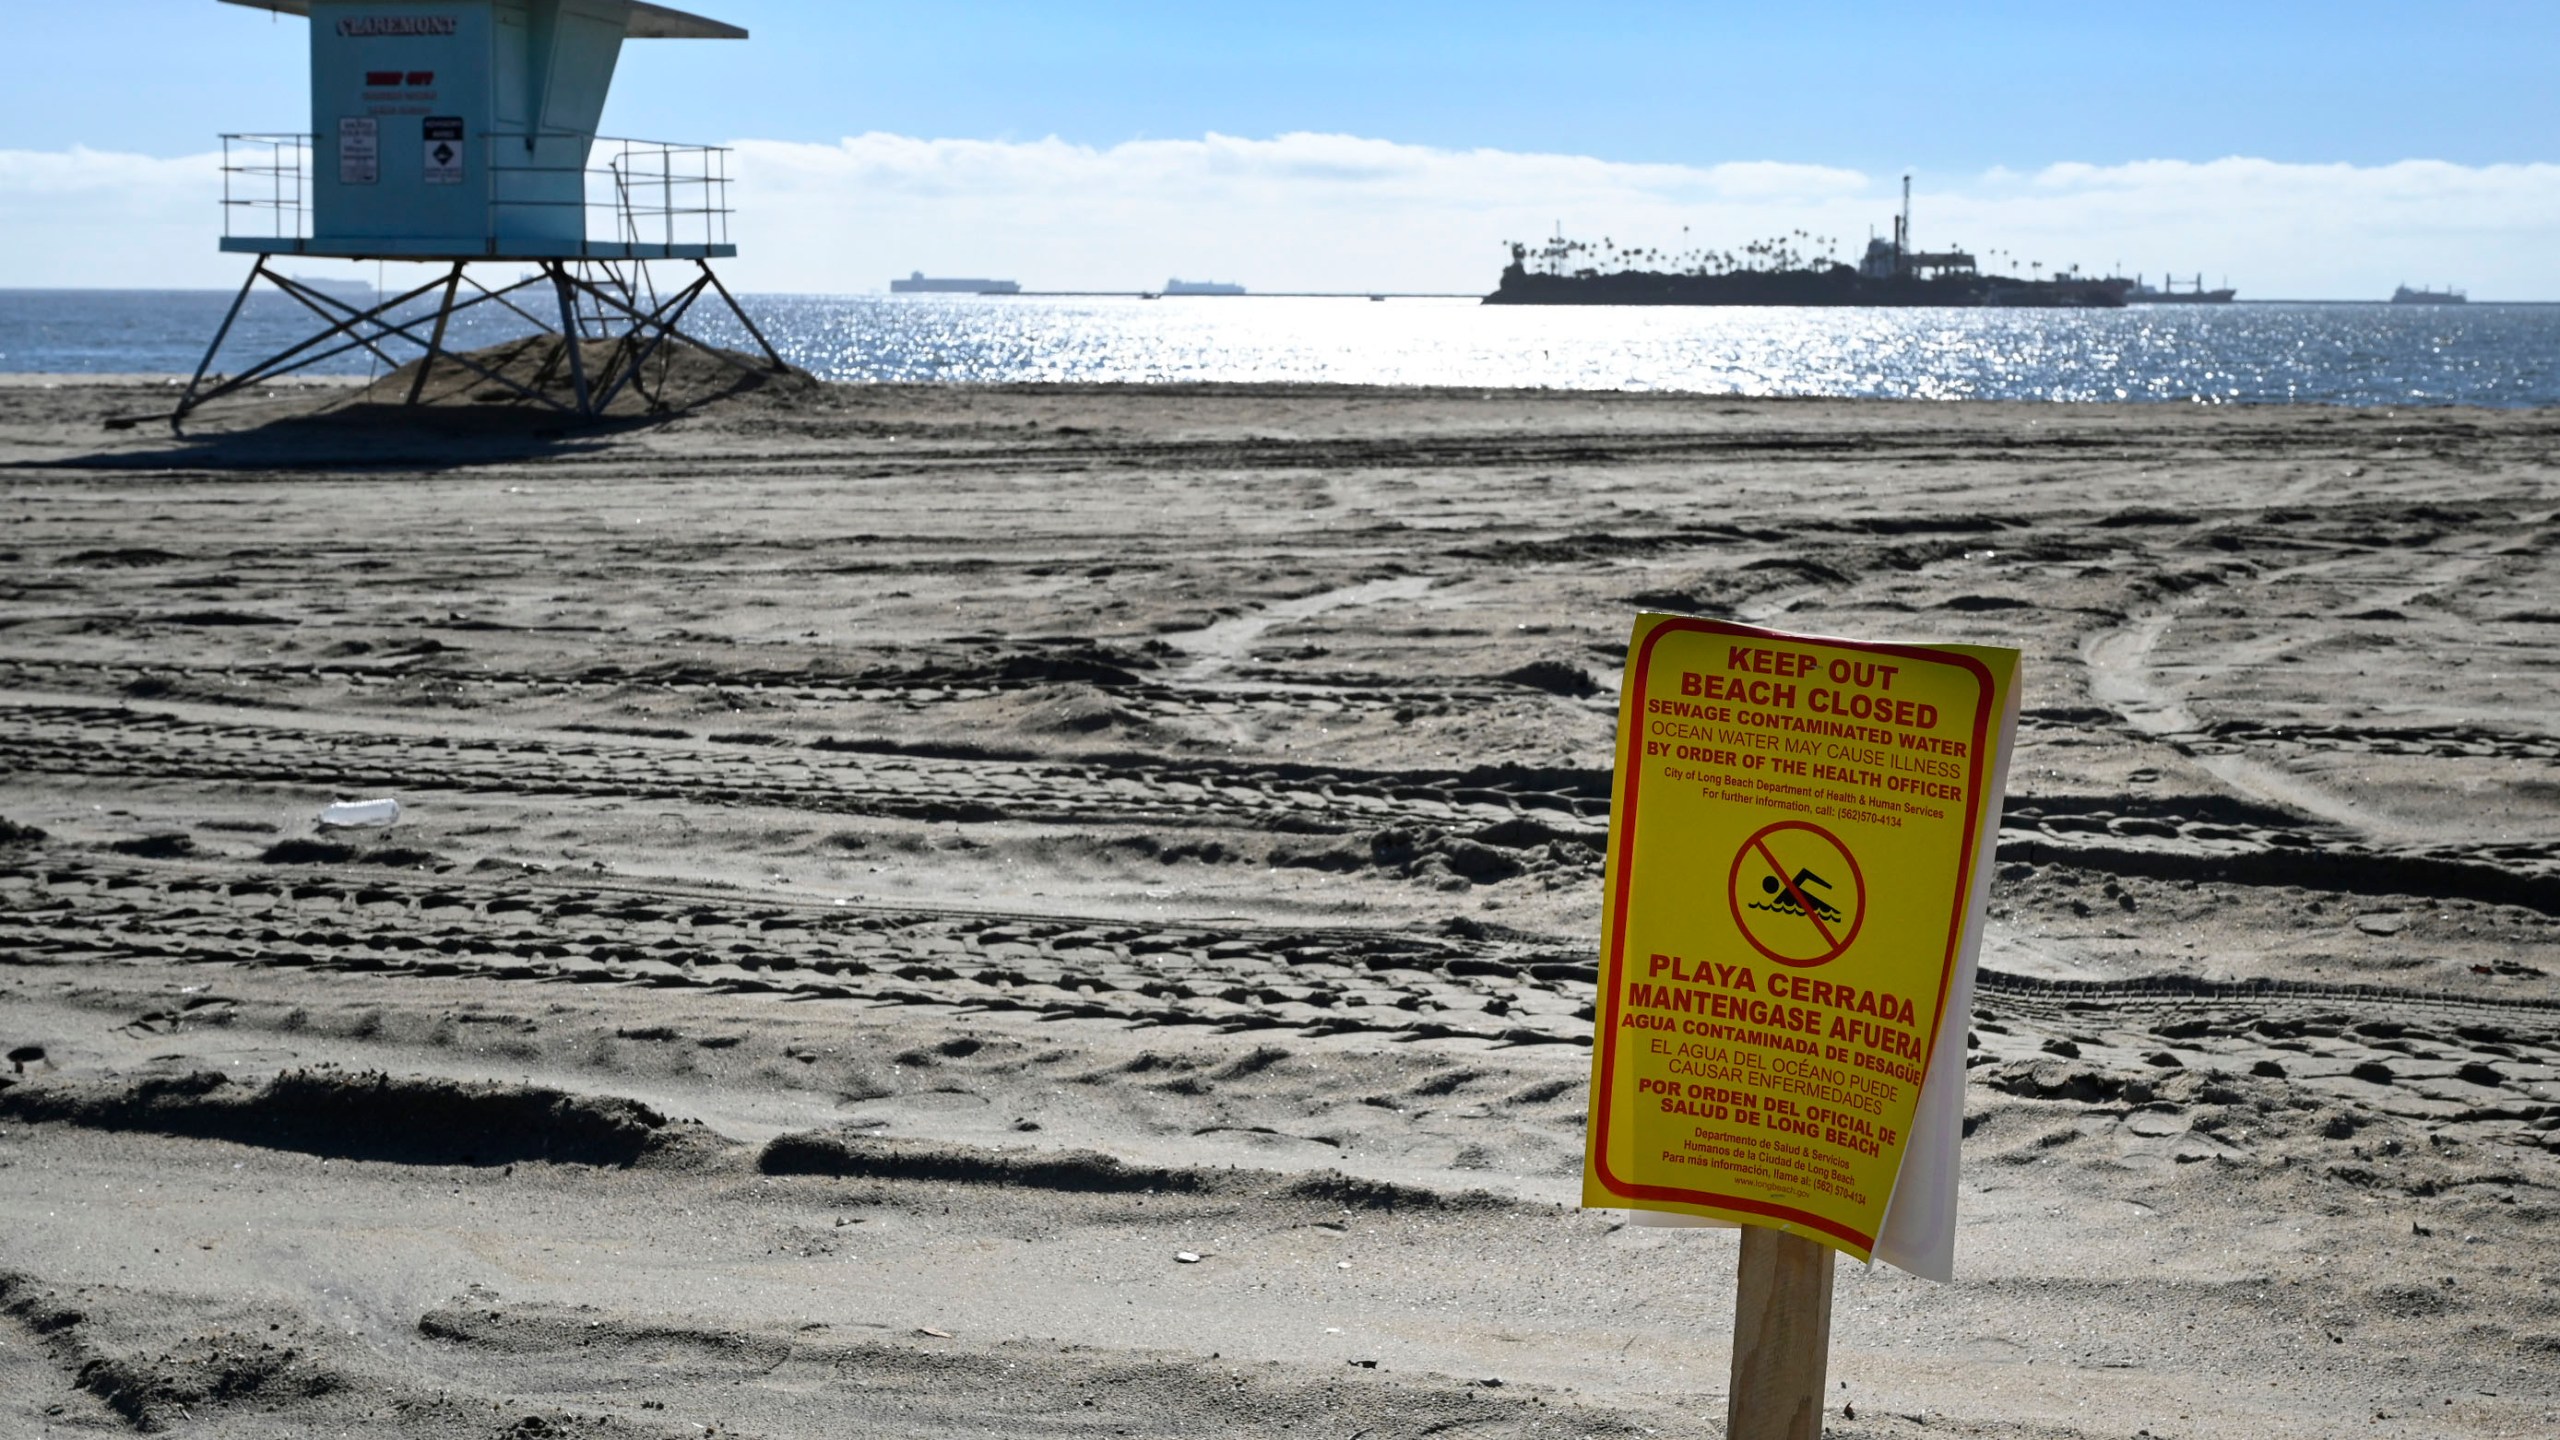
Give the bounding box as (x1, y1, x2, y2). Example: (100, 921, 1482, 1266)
(483, 131, 733, 250)
(219, 133, 314, 242)
(601, 138, 733, 251)
(213, 130, 733, 252)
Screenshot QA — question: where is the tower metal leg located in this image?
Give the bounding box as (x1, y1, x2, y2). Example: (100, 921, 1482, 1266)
(700, 261, 787, 372)
(589, 271, 712, 414)
(550, 263, 594, 416)
(261, 271, 565, 411)
(585, 262, 652, 406)
(173, 260, 266, 430)
(175, 255, 778, 427)
(405, 263, 466, 406)
(555, 266, 775, 383)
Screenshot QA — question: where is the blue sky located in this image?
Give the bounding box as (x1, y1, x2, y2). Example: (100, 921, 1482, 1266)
(3, 1, 2555, 294)
(11, 1, 2555, 170)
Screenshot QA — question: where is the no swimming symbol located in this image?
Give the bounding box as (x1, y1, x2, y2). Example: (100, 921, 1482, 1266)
(1726, 820, 1866, 967)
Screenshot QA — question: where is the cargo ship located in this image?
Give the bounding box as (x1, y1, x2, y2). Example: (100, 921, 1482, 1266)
(287, 274, 377, 303)
(890, 271, 1021, 295)
(2115, 273, 2236, 304)
(1163, 279, 1247, 296)
(2391, 284, 2466, 305)
(1484, 176, 2125, 308)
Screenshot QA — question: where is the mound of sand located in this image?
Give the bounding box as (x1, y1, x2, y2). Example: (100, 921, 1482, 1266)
(0, 1068, 686, 1168)
(349, 332, 814, 418)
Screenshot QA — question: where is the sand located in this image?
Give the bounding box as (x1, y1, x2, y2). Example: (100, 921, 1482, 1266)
(1, 375, 2556, 1438)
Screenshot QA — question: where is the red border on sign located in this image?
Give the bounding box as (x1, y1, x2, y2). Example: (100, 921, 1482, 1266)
(1591, 616, 1995, 1253)
(1727, 819, 1867, 967)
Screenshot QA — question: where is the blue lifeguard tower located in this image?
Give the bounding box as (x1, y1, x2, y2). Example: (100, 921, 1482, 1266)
(180, 0, 786, 424)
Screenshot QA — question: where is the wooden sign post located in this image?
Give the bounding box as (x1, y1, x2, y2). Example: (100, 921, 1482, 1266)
(1581, 614, 2019, 1436)
(1727, 1228, 1836, 1440)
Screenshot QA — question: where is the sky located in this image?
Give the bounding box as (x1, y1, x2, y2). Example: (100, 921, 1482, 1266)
(2, 0, 2555, 296)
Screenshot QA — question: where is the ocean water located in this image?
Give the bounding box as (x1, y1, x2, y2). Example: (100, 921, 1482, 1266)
(3, 287, 2554, 407)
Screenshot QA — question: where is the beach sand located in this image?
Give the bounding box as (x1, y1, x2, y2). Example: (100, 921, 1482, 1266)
(2, 375, 2556, 1437)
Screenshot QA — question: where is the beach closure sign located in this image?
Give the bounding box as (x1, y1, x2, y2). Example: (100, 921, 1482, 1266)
(1584, 614, 2019, 1273)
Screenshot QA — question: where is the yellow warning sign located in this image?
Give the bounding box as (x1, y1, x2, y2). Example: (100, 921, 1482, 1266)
(1583, 614, 2018, 1262)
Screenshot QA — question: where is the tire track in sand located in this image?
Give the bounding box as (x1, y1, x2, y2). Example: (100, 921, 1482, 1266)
(0, 698, 1602, 843)
(7, 857, 2557, 1120)
(9, 692, 2556, 913)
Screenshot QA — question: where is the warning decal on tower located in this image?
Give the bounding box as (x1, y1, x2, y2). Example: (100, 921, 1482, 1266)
(1582, 614, 2018, 1264)
(339, 117, 378, 186)
(422, 117, 464, 185)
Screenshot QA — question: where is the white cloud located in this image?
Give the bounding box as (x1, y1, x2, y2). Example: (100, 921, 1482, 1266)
(1, 134, 2553, 298)
(1939, 158, 2560, 295)
(731, 132, 1873, 293)
(0, 146, 230, 287)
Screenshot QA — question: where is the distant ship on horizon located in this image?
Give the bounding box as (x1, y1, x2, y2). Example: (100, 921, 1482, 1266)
(1162, 279, 1246, 296)
(2391, 284, 2467, 305)
(2113, 272, 2236, 304)
(890, 271, 1021, 295)
(288, 275, 376, 302)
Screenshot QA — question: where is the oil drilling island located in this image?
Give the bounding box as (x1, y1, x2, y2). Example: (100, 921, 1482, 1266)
(1485, 176, 2235, 307)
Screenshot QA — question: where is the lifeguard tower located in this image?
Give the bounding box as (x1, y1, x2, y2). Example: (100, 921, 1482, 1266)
(180, 0, 786, 425)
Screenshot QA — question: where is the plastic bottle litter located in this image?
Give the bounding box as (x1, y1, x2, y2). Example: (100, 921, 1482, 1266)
(317, 798, 402, 828)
